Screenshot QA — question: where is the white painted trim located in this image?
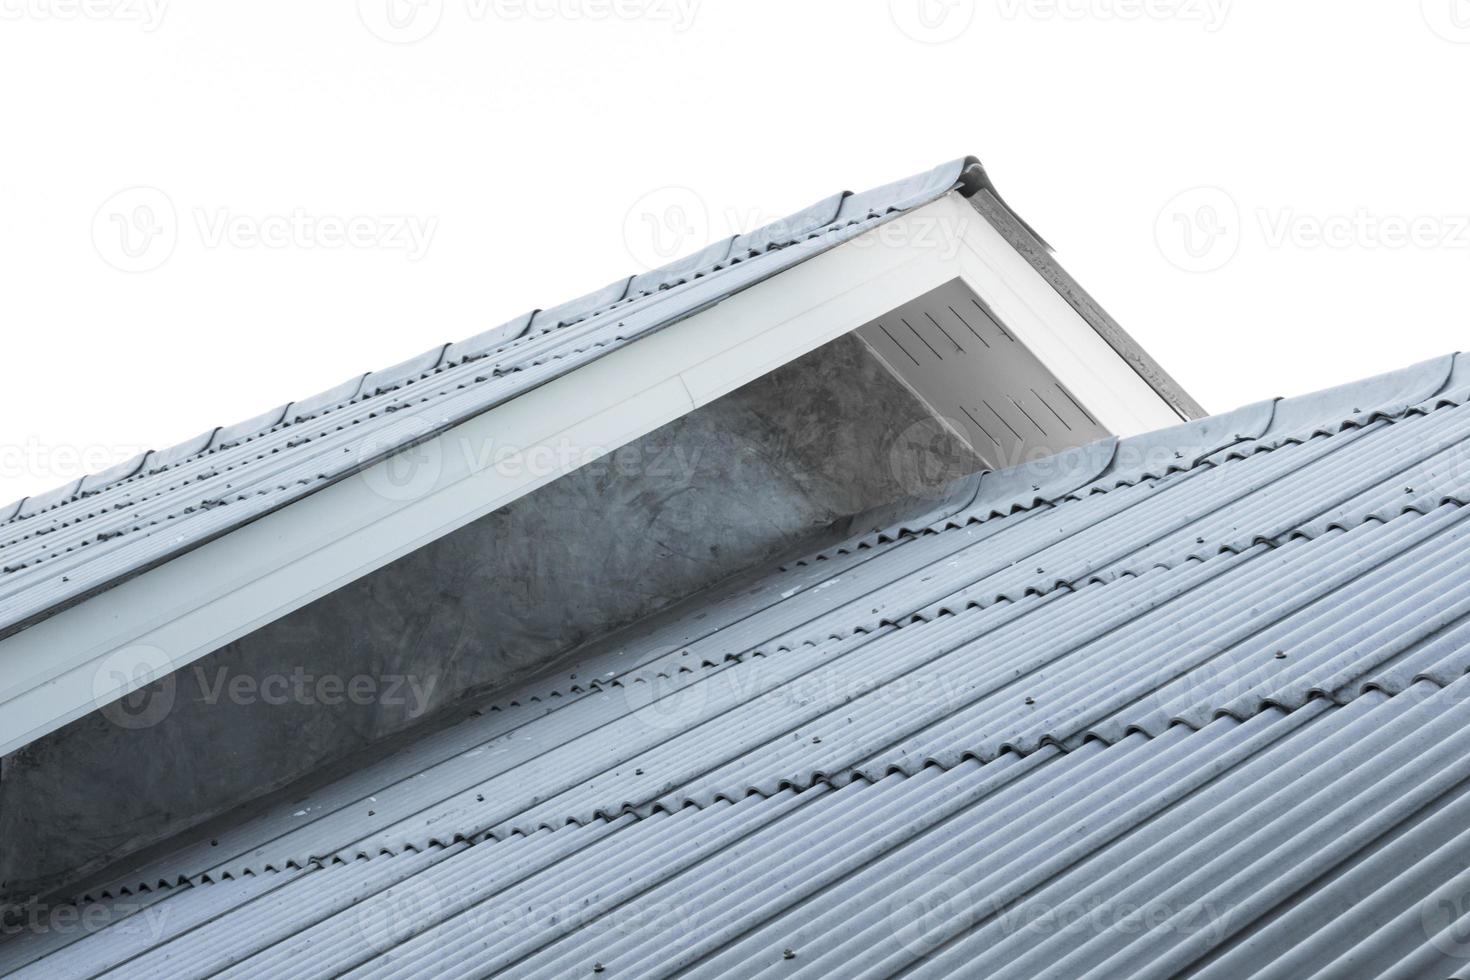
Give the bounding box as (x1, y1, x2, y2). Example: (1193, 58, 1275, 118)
(0, 192, 1180, 755)
(933, 194, 1183, 436)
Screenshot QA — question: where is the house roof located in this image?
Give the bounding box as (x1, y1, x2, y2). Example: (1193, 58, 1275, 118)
(5, 351, 1470, 977)
(0, 158, 1025, 641)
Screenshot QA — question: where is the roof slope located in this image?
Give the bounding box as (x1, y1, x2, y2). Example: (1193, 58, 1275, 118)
(4, 352, 1470, 977)
(0, 158, 993, 639)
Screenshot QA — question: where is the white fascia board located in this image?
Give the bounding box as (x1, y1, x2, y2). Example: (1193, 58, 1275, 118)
(0, 191, 1180, 756)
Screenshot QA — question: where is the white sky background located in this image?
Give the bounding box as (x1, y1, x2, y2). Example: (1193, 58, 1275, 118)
(1, 1, 1468, 501)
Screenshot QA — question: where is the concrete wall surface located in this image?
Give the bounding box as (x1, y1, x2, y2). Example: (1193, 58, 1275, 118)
(0, 333, 981, 901)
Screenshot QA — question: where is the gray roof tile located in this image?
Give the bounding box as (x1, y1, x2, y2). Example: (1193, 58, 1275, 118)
(729, 190, 847, 257)
(440, 312, 534, 367)
(360, 343, 450, 398)
(527, 275, 634, 335)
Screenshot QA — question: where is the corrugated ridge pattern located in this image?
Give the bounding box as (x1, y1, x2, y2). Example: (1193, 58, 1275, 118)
(9, 680, 1470, 978)
(7, 358, 1470, 976)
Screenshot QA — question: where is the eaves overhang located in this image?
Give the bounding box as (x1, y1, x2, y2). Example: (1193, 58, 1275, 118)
(0, 157, 1199, 756)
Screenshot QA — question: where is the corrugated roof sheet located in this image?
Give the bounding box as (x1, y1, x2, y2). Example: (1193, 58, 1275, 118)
(4, 352, 1470, 977)
(0, 157, 989, 640)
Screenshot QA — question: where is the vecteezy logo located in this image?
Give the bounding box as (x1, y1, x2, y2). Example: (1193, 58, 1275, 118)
(92, 186, 177, 273)
(622, 186, 710, 271)
(889, 0, 976, 43)
(1420, 871, 1470, 958)
(1423, 0, 1470, 42)
(356, 415, 445, 503)
(355, 878, 444, 954)
(621, 668, 711, 733)
(91, 643, 177, 730)
(887, 415, 977, 499)
(887, 872, 973, 954)
(1155, 186, 1241, 273)
(358, 0, 443, 43)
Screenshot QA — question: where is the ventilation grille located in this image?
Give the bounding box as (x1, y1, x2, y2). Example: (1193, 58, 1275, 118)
(856, 278, 1111, 467)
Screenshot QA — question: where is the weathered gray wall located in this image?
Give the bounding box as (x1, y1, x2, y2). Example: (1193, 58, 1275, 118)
(0, 334, 981, 900)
